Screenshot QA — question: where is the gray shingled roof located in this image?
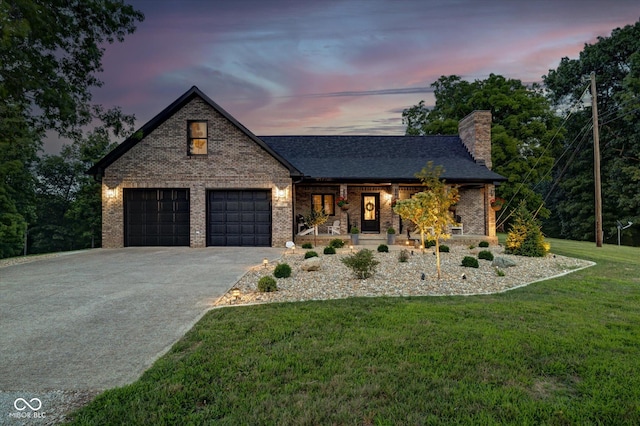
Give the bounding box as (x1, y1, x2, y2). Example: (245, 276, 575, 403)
(260, 135, 506, 183)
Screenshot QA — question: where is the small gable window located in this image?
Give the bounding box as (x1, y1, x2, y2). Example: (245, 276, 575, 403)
(188, 121, 208, 155)
(312, 194, 335, 216)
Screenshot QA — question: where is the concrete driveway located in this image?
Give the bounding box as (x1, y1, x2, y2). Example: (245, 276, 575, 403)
(0, 247, 282, 392)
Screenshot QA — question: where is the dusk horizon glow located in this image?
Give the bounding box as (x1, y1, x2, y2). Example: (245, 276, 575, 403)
(44, 0, 640, 153)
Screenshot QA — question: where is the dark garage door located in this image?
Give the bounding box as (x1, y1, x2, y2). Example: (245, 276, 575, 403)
(208, 190, 271, 246)
(124, 189, 190, 246)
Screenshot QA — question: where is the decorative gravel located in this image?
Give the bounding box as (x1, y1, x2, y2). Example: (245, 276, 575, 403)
(215, 245, 594, 306)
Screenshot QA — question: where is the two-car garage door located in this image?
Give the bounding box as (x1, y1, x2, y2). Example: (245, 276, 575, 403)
(124, 189, 271, 247)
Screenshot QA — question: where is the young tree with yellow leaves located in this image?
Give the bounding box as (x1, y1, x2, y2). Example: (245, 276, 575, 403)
(393, 163, 459, 279)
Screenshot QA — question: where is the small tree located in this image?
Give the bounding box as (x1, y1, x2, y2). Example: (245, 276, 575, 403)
(506, 202, 550, 257)
(304, 208, 329, 246)
(393, 163, 459, 279)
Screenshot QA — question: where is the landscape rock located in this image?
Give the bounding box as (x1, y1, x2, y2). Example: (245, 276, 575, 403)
(492, 256, 517, 268)
(215, 246, 593, 306)
(301, 256, 322, 271)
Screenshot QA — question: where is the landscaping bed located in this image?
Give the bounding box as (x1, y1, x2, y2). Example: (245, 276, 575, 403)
(216, 245, 593, 306)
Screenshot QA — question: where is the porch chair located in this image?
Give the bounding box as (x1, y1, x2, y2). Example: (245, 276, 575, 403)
(327, 220, 341, 235)
(450, 215, 463, 235)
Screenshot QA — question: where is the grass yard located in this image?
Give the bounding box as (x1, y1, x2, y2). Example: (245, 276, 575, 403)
(67, 239, 640, 425)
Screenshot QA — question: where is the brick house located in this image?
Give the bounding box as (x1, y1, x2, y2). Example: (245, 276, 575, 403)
(88, 86, 505, 248)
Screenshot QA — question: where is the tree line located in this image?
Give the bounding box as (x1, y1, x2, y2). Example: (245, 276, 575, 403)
(0, 0, 143, 258)
(403, 19, 640, 246)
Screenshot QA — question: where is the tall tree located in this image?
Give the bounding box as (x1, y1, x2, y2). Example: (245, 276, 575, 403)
(403, 74, 563, 228)
(543, 20, 640, 244)
(0, 0, 143, 257)
(0, 104, 40, 257)
(1, 0, 144, 136)
(30, 119, 130, 253)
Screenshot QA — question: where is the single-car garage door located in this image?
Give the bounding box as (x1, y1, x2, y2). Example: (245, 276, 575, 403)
(124, 189, 190, 246)
(208, 190, 271, 246)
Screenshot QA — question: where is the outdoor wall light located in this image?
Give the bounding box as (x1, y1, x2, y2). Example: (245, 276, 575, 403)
(275, 186, 288, 200)
(263, 258, 269, 268)
(106, 187, 117, 198)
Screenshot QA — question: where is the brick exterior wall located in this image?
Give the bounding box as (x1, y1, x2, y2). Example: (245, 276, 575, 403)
(102, 100, 496, 247)
(102, 97, 293, 248)
(458, 110, 492, 169)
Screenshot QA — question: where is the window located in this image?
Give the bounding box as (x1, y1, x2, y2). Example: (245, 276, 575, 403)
(188, 120, 208, 155)
(312, 194, 335, 215)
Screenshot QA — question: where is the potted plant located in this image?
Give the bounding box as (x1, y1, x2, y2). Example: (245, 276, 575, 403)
(490, 197, 505, 211)
(336, 196, 349, 211)
(387, 227, 396, 245)
(350, 226, 360, 245)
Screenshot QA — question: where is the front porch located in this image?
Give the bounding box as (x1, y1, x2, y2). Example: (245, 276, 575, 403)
(293, 182, 496, 242)
(294, 232, 498, 248)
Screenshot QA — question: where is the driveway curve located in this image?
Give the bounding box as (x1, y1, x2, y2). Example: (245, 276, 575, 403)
(0, 247, 282, 392)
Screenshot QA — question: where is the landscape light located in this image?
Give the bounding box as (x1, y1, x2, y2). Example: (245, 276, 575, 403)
(232, 288, 241, 301)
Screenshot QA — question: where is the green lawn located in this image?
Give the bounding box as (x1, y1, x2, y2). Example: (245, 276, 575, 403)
(67, 239, 640, 425)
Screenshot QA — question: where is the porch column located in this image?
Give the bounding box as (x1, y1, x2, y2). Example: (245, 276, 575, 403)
(486, 184, 496, 237)
(339, 184, 349, 234)
(391, 184, 400, 232)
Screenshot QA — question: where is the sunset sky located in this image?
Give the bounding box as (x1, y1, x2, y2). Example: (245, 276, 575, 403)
(49, 0, 640, 152)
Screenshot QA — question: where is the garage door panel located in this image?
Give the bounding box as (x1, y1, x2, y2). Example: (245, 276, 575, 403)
(207, 190, 271, 247)
(125, 189, 190, 247)
(241, 212, 256, 222)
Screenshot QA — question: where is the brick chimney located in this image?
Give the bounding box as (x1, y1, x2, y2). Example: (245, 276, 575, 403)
(458, 111, 492, 169)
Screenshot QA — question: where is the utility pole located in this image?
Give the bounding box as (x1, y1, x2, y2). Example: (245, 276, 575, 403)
(590, 72, 603, 247)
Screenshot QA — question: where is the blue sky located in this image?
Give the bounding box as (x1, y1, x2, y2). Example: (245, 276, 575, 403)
(47, 0, 640, 152)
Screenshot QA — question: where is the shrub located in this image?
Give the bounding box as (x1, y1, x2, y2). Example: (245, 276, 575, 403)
(273, 263, 292, 278)
(329, 238, 345, 248)
(377, 244, 389, 253)
(257, 276, 277, 292)
(461, 256, 479, 268)
(341, 249, 379, 279)
(478, 250, 494, 261)
(479, 241, 490, 248)
(323, 246, 336, 255)
(495, 268, 505, 277)
(505, 202, 549, 257)
(439, 245, 449, 253)
(468, 244, 475, 249)
(304, 251, 318, 259)
(425, 239, 436, 248)
(398, 249, 409, 263)
(301, 243, 313, 249)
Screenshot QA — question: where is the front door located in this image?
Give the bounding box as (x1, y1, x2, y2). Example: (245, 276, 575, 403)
(361, 193, 380, 232)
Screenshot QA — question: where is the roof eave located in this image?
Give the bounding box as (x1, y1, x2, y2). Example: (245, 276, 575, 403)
(87, 86, 303, 178)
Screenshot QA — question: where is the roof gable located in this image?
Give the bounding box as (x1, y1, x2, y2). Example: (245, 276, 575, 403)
(260, 135, 506, 183)
(87, 86, 301, 176)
